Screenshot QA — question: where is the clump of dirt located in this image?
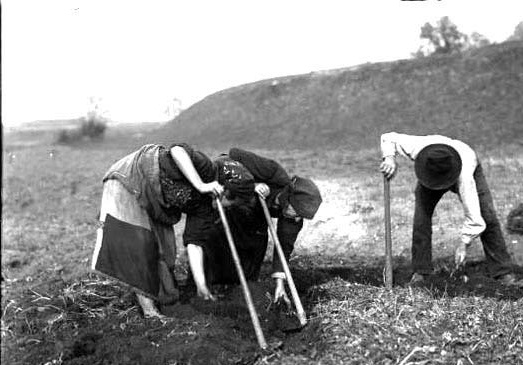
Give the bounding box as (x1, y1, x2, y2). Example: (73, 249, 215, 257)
(19, 277, 325, 365)
(403, 260, 523, 299)
(159, 280, 322, 362)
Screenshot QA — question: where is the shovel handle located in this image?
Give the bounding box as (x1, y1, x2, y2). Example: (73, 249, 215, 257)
(258, 195, 307, 327)
(215, 197, 268, 349)
(384, 176, 393, 289)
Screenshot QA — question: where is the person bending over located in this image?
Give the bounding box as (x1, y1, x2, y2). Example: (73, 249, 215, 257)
(92, 143, 223, 318)
(185, 148, 322, 304)
(379, 132, 520, 286)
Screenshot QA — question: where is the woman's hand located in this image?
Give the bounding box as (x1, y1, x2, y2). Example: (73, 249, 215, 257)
(255, 183, 270, 198)
(380, 156, 397, 179)
(198, 181, 224, 196)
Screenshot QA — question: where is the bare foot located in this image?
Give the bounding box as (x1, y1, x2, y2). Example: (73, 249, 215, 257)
(143, 309, 167, 319)
(136, 293, 167, 319)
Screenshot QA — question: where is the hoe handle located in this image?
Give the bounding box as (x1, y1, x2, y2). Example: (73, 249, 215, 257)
(258, 195, 307, 327)
(384, 176, 393, 289)
(215, 197, 268, 350)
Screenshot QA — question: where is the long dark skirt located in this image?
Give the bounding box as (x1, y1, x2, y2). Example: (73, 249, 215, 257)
(203, 208, 269, 285)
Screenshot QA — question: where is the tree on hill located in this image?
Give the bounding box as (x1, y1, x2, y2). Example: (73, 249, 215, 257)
(468, 31, 490, 48)
(413, 16, 490, 57)
(507, 21, 523, 41)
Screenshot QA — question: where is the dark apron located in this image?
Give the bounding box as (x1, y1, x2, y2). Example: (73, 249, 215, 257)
(94, 214, 179, 304)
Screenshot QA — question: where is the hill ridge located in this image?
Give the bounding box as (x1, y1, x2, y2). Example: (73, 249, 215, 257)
(153, 41, 523, 150)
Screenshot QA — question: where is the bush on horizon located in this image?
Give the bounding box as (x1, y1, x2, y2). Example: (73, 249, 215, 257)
(55, 115, 108, 144)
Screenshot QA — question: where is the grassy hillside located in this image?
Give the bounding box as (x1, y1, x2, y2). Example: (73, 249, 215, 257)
(153, 41, 523, 150)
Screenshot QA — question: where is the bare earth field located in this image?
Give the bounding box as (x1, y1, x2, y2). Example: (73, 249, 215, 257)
(2, 125, 523, 365)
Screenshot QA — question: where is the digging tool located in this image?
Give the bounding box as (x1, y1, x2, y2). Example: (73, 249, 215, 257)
(258, 195, 307, 327)
(215, 197, 268, 350)
(383, 176, 393, 289)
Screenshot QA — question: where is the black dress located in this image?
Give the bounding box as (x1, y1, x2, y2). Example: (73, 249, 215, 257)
(197, 149, 303, 286)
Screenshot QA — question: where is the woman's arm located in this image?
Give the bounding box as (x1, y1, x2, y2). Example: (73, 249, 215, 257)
(229, 148, 290, 187)
(187, 243, 215, 301)
(170, 146, 223, 196)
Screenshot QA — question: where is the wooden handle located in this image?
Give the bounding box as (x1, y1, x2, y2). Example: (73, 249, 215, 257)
(215, 197, 268, 349)
(384, 176, 393, 289)
(258, 195, 307, 327)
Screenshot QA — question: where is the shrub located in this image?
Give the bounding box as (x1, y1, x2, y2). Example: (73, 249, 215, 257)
(80, 115, 107, 140)
(56, 129, 82, 144)
(507, 203, 523, 234)
(55, 116, 107, 144)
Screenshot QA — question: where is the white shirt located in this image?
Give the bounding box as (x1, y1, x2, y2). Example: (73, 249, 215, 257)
(381, 132, 486, 245)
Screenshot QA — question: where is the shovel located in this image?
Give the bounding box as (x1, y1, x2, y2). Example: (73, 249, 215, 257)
(215, 197, 268, 350)
(258, 195, 307, 328)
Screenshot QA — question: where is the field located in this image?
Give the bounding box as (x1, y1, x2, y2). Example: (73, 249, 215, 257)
(2, 124, 522, 365)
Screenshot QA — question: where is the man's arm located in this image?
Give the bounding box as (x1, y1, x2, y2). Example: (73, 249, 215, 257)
(380, 132, 400, 159)
(271, 217, 303, 303)
(272, 217, 303, 275)
(458, 170, 486, 245)
(454, 163, 486, 268)
(380, 132, 400, 179)
(380, 132, 430, 179)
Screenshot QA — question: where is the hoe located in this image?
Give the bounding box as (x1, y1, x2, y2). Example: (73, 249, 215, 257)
(215, 197, 268, 350)
(258, 195, 307, 328)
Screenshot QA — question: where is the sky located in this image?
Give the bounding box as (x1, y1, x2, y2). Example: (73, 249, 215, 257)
(2, 0, 522, 125)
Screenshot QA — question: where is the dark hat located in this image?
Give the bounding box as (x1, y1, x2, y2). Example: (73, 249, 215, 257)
(414, 144, 462, 190)
(287, 176, 322, 219)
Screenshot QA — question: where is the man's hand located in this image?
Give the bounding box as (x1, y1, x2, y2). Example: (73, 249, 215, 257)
(274, 278, 291, 307)
(380, 156, 396, 179)
(454, 242, 468, 269)
(255, 183, 270, 198)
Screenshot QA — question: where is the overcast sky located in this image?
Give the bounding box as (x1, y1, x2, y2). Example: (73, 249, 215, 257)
(2, 0, 522, 125)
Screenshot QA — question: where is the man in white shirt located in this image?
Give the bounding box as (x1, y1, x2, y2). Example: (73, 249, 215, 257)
(380, 132, 519, 286)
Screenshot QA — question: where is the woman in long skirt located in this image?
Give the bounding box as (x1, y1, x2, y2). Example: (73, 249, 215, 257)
(92, 143, 223, 318)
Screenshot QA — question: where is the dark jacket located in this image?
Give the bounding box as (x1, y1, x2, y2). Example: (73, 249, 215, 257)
(228, 148, 303, 274)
